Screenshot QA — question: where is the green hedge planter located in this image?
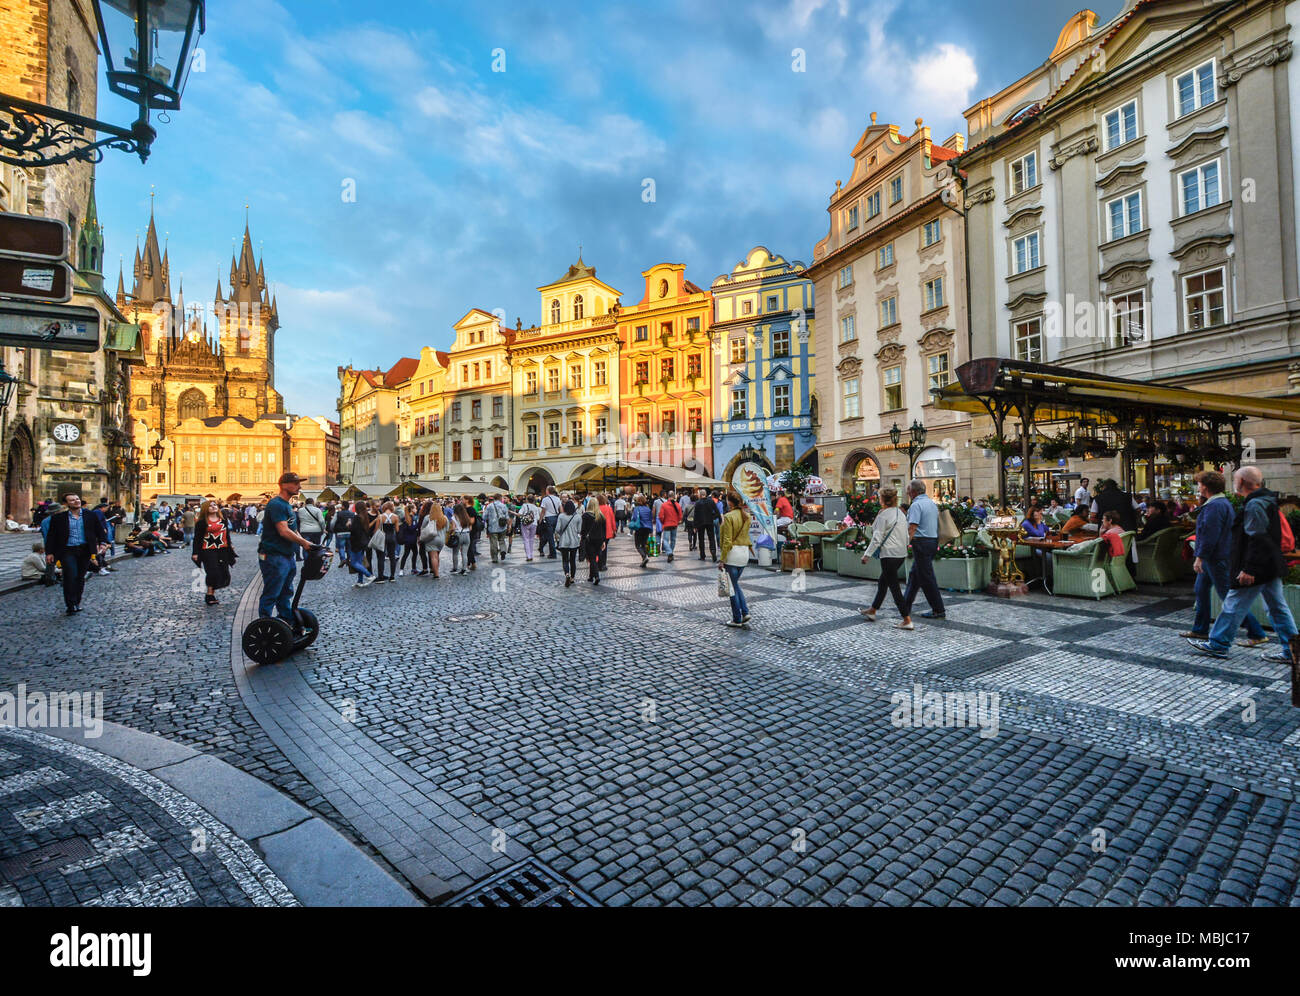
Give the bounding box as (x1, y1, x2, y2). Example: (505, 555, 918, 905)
(1210, 584, 1300, 629)
(837, 551, 911, 581)
(932, 553, 992, 592)
(821, 542, 840, 573)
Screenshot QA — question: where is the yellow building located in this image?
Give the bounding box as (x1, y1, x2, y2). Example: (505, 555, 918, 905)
(508, 257, 622, 494)
(444, 310, 511, 489)
(167, 415, 289, 500)
(407, 346, 450, 480)
(616, 263, 714, 476)
(288, 416, 339, 489)
(336, 358, 416, 490)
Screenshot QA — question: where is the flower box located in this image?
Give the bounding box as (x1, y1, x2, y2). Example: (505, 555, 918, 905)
(837, 549, 911, 581)
(781, 547, 814, 572)
(820, 541, 840, 573)
(933, 552, 992, 592)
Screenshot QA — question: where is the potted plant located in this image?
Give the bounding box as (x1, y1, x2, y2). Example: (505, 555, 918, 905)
(835, 537, 874, 579)
(781, 534, 814, 573)
(975, 434, 1020, 459)
(1039, 430, 1073, 462)
(932, 544, 993, 592)
(846, 493, 881, 526)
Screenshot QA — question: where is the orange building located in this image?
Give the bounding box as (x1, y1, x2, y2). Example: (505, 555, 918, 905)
(616, 263, 714, 476)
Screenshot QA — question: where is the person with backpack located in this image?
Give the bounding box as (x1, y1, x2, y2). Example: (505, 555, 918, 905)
(657, 489, 683, 563)
(554, 497, 583, 586)
(1187, 466, 1297, 663)
(691, 487, 718, 561)
(449, 500, 472, 575)
(517, 494, 541, 561)
(629, 494, 654, 568)
(485, 494, 510, 562)
(1181, 470, 1270, 649)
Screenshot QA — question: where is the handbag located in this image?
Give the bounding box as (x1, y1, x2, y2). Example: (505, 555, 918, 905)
(367, 527, 387, 553)
(717, 568, 733, 598)
(519, 510, 535, 527)
(869, 512, 900, 561)
(937, 507, 960, 546)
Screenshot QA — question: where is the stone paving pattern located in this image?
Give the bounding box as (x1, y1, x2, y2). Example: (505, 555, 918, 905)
(4, 529, 1300, 905)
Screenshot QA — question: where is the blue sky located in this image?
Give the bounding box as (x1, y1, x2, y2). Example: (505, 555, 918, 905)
(95, 0, 1124, 418)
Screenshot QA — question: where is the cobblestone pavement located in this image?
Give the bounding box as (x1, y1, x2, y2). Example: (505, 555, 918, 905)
(6, 530, 1300, 905)
(0, 725, 296, 907)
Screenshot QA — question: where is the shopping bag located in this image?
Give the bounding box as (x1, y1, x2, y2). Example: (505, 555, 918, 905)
(717, 569, 733, 598)
(937, 508, 960, 546)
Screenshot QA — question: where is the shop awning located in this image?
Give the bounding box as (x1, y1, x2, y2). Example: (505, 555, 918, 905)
(556, 461, 726, 492)
(932, 357, 1300, 427)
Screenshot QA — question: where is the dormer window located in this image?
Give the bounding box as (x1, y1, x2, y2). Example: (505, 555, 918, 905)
(550, 299, 561, 324)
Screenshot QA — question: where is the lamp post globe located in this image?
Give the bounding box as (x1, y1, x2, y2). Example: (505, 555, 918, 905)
(149, 439, 164, 464)
(93, 0, 206, 112)
(910, 420, 927, 449)
(889, 422, 901, 450)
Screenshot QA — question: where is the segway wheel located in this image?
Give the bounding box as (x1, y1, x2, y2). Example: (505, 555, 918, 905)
(292, 608, 320, 649)
(242, 617, 294, 665)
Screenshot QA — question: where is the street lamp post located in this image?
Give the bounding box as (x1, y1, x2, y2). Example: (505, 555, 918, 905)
(890, 420, 928, 480)
(0, 1, 206, 166)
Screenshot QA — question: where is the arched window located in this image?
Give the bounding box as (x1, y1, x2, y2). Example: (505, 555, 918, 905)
(136, 397, 146, 410)
(178, 388, 208, 421)
(550, 299, 561, 324)
(573, 295, 584, 321)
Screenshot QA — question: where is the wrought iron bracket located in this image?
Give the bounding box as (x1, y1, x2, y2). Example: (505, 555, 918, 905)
(0, 91, 156, 166)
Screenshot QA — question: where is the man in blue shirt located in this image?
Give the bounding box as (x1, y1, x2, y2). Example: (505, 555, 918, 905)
(899, 479, 946, 623)
(45, 493, 108, 615)
(1181, 469, 1267, 647)
(258, 472, 316, 621)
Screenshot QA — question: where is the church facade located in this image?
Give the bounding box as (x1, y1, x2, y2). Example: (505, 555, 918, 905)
(122, 209, 288, 500)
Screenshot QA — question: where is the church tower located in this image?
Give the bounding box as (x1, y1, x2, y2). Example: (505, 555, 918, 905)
(216, 221, 282, 418)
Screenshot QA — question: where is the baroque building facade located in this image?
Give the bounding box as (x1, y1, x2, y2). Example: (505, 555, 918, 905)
(508, 258, 621, 494)
(443, 309, 510, 489)
(709, 247, 816, 482)
(958, 0, 1300, 498)
(809, 114, 973, 498)
(337, 358, 415, 490)
(616, 263, 713, 478)
(1, 0, 144, 522)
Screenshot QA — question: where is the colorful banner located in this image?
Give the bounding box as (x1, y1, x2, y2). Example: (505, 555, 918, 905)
(732, 461, 778, 548)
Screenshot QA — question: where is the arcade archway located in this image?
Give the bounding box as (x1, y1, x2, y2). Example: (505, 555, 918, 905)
(4, 424, 36, 523)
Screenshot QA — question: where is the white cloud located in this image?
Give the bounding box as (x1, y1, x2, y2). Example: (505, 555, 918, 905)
(910, 43, 980, 126)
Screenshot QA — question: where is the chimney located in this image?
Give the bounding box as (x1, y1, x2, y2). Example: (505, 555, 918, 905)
(943, 133, 966, 153)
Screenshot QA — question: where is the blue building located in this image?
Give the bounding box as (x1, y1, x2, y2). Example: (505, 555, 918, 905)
(710, 247, 817, 482)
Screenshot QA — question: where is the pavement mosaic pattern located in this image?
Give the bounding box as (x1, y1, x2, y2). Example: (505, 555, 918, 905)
(0, 726, 296, 907)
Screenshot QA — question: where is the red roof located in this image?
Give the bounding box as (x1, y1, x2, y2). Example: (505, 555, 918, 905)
(930, 144, 959, 163)
(384, 356, 419, 386)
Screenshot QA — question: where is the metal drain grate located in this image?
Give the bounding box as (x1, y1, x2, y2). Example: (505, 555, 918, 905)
(444, 858, 599, 907)
(0, 837, 94, 881)
(445, 612, 498, 623)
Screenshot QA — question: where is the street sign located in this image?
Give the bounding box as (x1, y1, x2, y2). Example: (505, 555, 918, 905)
(0, 256, 73, 302)
(0, 301, 99, 352)
(0, 210, 68, 260)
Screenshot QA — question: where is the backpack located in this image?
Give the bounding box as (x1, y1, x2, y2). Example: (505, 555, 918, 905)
(1281, 512, 1295, 554)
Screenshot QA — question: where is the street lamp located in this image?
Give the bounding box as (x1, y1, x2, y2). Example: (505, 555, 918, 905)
(149, 439, 164, 463)
(890, 420, 928, 476)
(0, 1, 206, 166)
(0, 360, 17, 409)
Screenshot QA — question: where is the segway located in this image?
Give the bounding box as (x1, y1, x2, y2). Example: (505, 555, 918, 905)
(242, 545, 333, 665)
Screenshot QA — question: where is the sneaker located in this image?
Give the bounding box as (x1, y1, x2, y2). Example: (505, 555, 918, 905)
(1179, 631, 1209, 640)
(1260, 651, 1293, 665)
(741, 614, 750, 623)
(398, 569, 404, 577)
(724, 620, 745, 628)
(920, 610, 946, 619)
(98, 568, 110, 576)
(1237, 636, 1269, 649)
(358, 576, 375, 587)
(895, 620, 914, 630)
(1187, 639, 1228, 659)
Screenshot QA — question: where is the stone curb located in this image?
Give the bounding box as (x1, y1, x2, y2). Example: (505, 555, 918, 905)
(0, 551, 134, 598)
(35, 718, 421, 907)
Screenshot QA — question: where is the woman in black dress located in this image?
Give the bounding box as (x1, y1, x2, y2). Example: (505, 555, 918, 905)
(191, 501, 236, 605)
(579, 497, 606, 584)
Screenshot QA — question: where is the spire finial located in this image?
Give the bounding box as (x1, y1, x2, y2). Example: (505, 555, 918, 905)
(150, 185, 155, 216)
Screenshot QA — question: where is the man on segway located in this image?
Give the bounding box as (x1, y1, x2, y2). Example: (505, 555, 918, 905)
(259, 472, 317, 624)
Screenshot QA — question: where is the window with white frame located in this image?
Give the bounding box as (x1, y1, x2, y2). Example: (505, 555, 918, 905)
(844, 204, 859, 230)
(731, 388, 747, 419)
(772, 327, 790, 356)
(1103, 99, 1138, 151)
(1184, 267, 1226, 330)
(889, 175, 903, 204)
(1106, 190, 1142, 240)
(878, 242, 895, 268)
(594, 359, 607, 385)
(730, 338, 747, 364)
(548, 421, 560, 448)
(1179, 159, 1221, 216)
(1013, 231, 1040, 273)
(571, 420, 584, 446)
(924, 277, 945, 311)
(1014, 317, 1043, 362)
(1010, 151, 1038, 195)
(922, 219, 941, 246)
(526, 424, 538, 449)
(928, 352, 951, 392)
(1109, 290, 1146, 346)
(883, 366, 902, 411)
(1175, 59, 1216, 118)
(866, 190, 881, 218)
(842, 377, 861, 419)
(840, 263, 853, 288)
(840, 314, 856, 342)
(879, 296, 897, 327)
(772, 383, 791, 417)
(595, 416, 608, 441)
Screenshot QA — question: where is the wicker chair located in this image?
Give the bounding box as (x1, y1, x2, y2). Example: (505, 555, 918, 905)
(1134, 527, 1187, 584)
(1109, 531, 1138, 593)
(1050, 538, 1112, 598)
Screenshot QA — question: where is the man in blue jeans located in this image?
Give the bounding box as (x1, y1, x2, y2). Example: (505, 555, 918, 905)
(1188, 466, 1297, 663)
(899, 479, 945, 625)
(1181, 469, 1268, 647)
(259, 472, 317, 621)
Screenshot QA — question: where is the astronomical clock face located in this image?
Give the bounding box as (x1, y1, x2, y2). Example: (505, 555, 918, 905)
(53, 422, 81, 443)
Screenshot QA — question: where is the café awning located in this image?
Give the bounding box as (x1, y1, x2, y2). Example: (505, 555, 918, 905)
(556, 460, 726, 492)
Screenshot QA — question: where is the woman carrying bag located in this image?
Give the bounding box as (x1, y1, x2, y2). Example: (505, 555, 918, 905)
(347, 504, 376, 587)
(191, 501, 237, 606)
(450, 501, 472, 576)
(859, 487, 911, 629)
(580, 497, 606, 585)
(418, 500, 449, 579)
(554, 498, 583, 587)
(719, 491, 753, 629)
